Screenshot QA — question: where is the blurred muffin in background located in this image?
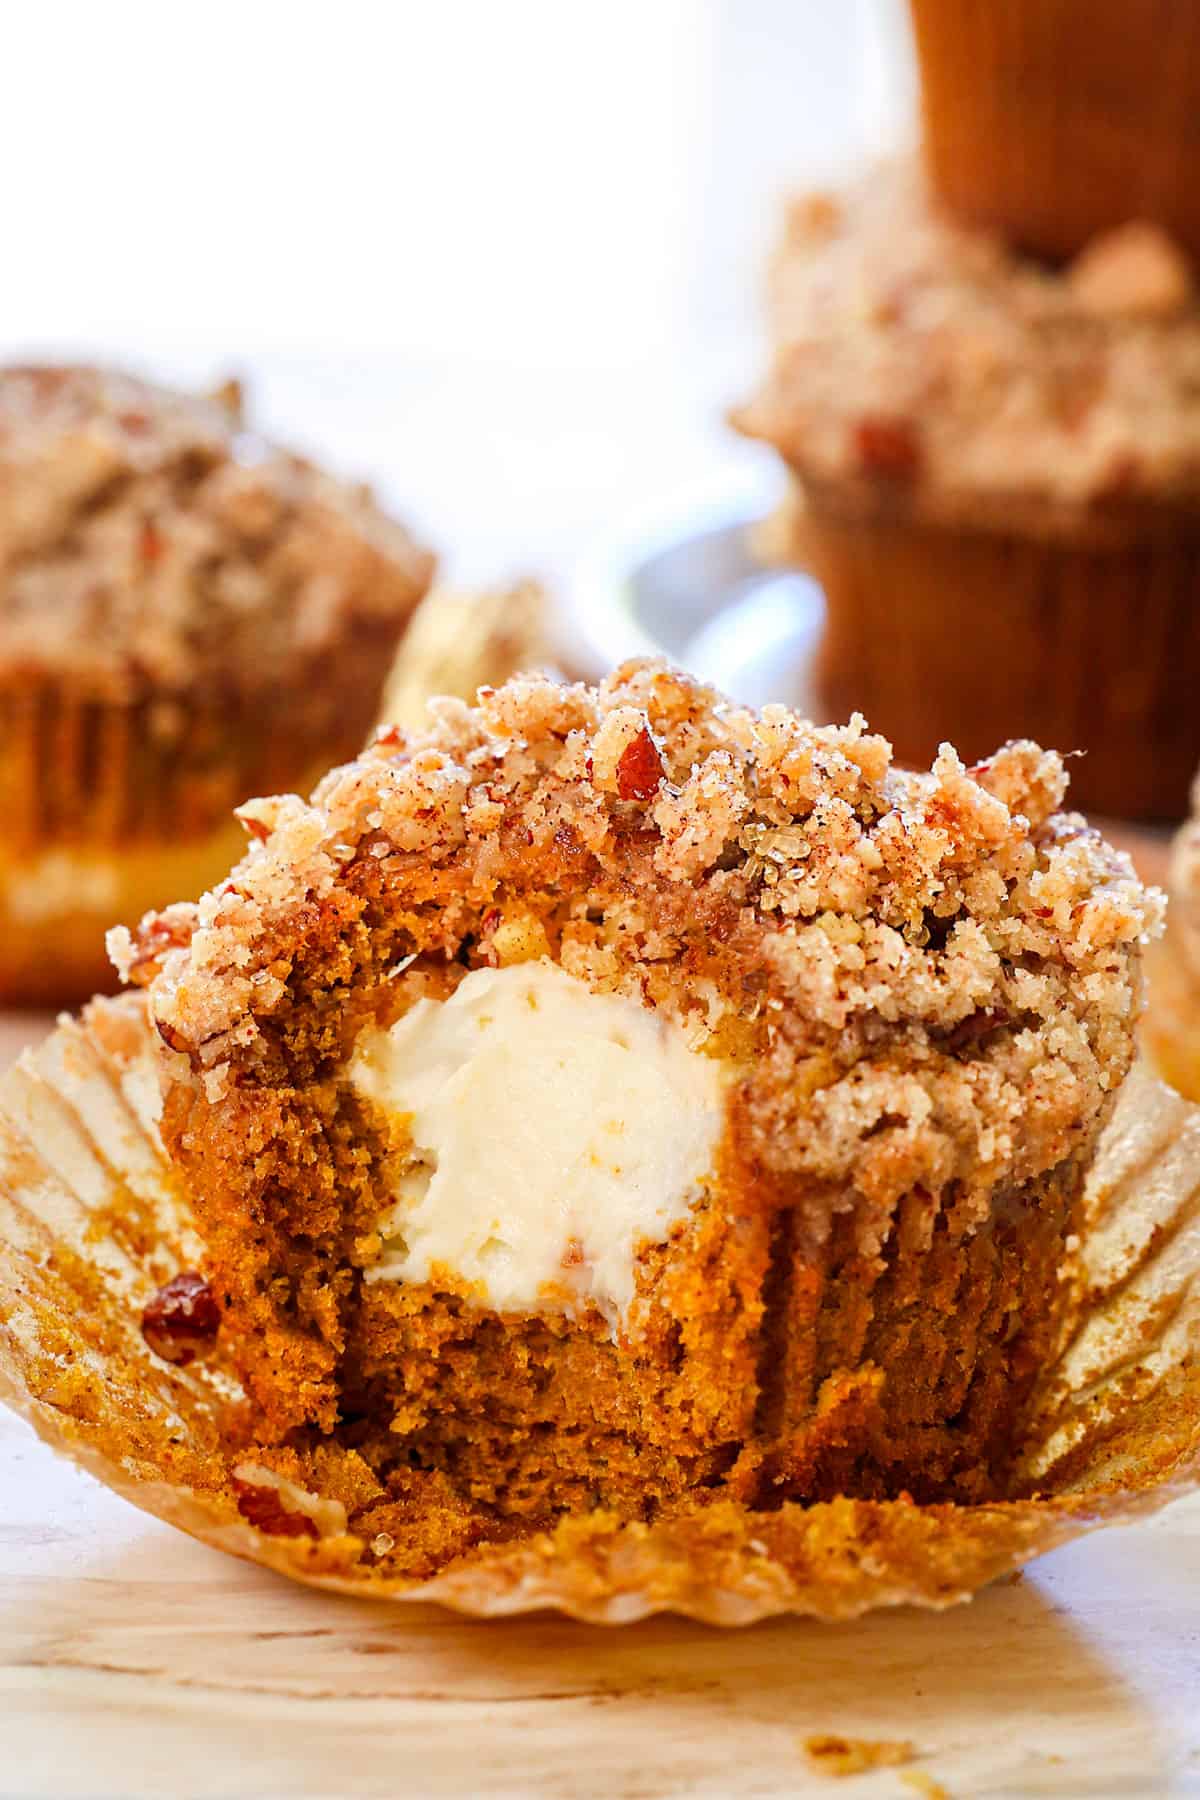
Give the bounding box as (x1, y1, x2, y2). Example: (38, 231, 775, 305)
(0, 366, 434, 1006)
(380, 576, 550, 732)
(1143, 775, 1200, 1102)
(910, 0, 1200, 264)
(734, 164, 1200, 821)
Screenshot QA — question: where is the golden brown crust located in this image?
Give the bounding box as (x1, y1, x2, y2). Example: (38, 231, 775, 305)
(0, 364, 434, 699)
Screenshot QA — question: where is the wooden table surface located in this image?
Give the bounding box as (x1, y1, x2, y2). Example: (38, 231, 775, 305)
(2, 1396, 1197, 1800)
(1, 814, 1196, 1800)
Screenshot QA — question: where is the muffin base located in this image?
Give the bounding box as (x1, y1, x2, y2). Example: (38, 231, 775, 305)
(910, 0, 1200, 262)
(0, 824, 249, 1005)
(0, 620, 419, 1006)
(335, 1155, 1088, 1537)
(794, 499, 1200, 819)
(758, 1160, 1085, 1507)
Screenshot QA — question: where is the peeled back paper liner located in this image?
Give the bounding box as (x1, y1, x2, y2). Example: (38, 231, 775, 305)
(2, 993, 1199, 1626)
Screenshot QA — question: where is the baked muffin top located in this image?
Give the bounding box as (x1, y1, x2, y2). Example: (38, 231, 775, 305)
(116, 661, 1159, 1240)
(734, 162, 1200, 533)
(0, 366, 434, 698)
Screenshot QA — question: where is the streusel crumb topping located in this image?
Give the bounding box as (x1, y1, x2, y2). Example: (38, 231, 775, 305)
(0, 365, 434, 696)
(119, 662, 1160, 1242)
(735, 161, 1200, 523)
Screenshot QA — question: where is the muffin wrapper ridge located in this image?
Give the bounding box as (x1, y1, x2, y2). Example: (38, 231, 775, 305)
(766, 491, 1200, 821)
(0, 630, 413, 1004)
(2, 994, 1198, 1626)
(0, 642, 427, 857)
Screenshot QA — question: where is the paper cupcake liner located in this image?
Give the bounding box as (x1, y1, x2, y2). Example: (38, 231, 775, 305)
(787, 499, 1200, 821)
(0, 641, 416, 856)
(909, 0, 1200, 262)
(1143, 816, 1200, 1103)
(1, 993, 1198, 1625)
(0, 630, 408, 1004)
(380, 578, 551, 732)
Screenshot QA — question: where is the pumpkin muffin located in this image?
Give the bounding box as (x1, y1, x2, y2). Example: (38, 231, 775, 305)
(0, 364, 434, 1005)
(734, 164, 1200, 821)
(111, 661, 1157, 1573)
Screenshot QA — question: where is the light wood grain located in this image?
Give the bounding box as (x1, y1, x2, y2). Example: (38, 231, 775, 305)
(5, 1403, 1200, 1800)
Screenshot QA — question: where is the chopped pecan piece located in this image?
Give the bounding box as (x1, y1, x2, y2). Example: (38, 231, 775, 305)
(852, 413, 922, 480)
(232, 1477, 319, 1540)
(942, 1006, 1012, 1056)
(1093, 451, 1144, 502)
(141, 1271, 221, 1366)
(616, 727, 665, 801)
(123, 903, 196, 986)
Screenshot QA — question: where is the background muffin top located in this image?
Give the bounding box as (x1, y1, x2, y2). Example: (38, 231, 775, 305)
(0, 366, 434, 699)
(736, 163, 1200, 533)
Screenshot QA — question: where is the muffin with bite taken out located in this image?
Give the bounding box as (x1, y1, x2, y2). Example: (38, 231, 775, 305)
(112, 660, 1158, 1575)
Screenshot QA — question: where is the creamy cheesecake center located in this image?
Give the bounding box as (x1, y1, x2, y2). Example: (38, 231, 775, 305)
(348, 960, 728, 1325)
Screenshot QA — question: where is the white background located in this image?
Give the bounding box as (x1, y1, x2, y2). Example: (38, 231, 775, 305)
(0, 1, 913, 577)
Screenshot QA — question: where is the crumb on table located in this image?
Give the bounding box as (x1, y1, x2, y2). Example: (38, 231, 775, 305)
(801, 1733, 917, 1777)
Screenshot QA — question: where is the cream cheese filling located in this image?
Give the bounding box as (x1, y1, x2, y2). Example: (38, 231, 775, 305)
(347, 960, 728, 1326)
